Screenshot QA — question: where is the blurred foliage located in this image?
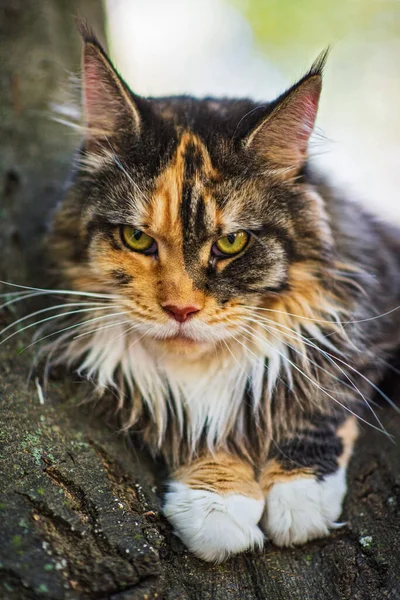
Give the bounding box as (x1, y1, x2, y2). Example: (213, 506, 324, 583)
(230, 0, 400, 68)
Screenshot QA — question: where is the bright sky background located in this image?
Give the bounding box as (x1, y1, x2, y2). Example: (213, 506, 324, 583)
(106, 0, 400, 223)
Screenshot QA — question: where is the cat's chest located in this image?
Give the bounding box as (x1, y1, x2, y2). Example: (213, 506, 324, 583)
(70, 325, 275, 446)
(156, 351, 257, 446)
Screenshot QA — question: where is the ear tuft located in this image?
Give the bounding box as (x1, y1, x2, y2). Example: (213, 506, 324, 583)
(307, 47, 330, 79)
(245, 51, 329, 176)
(76, 17, 105, 52)
(78, 20, 141, 146)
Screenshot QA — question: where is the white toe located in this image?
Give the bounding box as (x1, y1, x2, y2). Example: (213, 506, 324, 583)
(264, 468, 347, 547)
(163, 481, 265, 562)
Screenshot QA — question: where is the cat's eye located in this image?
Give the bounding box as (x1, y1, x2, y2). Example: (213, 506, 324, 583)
(212, 230, 250, 257)
(121, 226, 157, 254)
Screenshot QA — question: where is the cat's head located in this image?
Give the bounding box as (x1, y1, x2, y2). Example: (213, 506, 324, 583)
(51, 26, 336, 362)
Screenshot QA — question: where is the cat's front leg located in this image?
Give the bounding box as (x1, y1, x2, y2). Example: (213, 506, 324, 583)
(261, 415, 358, 547)
(163, 451, 265, 562)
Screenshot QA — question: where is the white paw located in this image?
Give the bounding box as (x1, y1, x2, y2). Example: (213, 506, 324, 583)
(163, 481, 265, 562)
(264, 468, 347, 547)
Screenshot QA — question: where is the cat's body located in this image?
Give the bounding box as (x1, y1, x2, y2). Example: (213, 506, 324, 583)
(47, 26, 400, 562)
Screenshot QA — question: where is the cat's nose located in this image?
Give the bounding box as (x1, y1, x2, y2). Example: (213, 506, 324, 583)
(162, 304, 201, 323)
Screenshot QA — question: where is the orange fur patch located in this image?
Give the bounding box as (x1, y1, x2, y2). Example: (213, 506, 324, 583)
(174, 452, 264, 500)
(267, 261, 347, 321)
(337, 416, 359, 468)
(260, 459, 314, 494)
(260, 260, 351, 347)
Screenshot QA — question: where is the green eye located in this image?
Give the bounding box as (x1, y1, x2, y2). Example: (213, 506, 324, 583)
(121, 226, 157, 254)
(213, 230, 250, 257)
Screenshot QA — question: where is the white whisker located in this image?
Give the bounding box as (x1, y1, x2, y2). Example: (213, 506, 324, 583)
(20, 311, 129, 353)
(235, 323, 390, 437)
(0, 291, 34, 297)
(221, 338, 249, 377)
(125, 324, 157, 352)
(226, 319, 289, 395)
(243, 315, 357, 394)
(242, 316, 386, 432)
(0, 280, 119, 300)
(0, 302, 115, 337)
(0, 304, 122, 348)
(245, 310, 397, 415)
(244, 303, 400, 327)
(72, 319, 133, 340)
(0, 291, 73, 311)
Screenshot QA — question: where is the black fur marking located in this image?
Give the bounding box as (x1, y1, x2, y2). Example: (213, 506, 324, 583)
(183, 141, 204, 179)
(180, 139, 208, 242)
(254, 281, 290, 294)
(193, 197, 208, 240)
(181, 193, 210, 245)
(269, 428, 343, 478)
(111, 269, 133, 285)
(86, 218, 120, 251)
(180, 180, 194, 234)
(252, 225, 297, 263)
(180, 137, 214, 273)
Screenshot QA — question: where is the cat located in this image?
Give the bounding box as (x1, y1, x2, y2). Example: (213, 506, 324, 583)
(44, 23, 400, 562)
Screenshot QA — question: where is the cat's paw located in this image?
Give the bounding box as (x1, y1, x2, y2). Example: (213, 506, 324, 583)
(163, 481, 265, 562)
(263, 468, 346, 547)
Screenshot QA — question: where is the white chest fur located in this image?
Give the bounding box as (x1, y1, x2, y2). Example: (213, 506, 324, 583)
(64, 324, 273, 449)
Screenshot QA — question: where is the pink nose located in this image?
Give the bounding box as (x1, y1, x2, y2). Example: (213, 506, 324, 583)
(162, 304, 200, 323)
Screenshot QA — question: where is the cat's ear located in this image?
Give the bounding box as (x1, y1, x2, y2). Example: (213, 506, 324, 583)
(78, 21, 141, 143)
(245, 52, 327, 176)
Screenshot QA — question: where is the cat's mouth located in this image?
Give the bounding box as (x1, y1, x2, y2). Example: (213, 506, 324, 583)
(146, 322, 217, 353)
(136, 316, 233, 351)
(164, 334, 199, 344)
(150, 330, 211, 357)
(161, 329, 204, 345)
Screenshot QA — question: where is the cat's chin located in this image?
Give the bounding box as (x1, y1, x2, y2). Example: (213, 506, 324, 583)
(148, 335, 213, 357)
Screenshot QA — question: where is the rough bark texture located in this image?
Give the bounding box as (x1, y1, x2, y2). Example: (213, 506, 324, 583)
(0, 2, 399, 599)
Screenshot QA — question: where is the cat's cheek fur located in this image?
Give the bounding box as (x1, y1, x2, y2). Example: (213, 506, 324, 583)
(263, 468, 347, 547)
(163, 481, 265, 563)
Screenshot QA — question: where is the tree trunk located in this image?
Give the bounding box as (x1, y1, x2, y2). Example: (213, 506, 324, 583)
(0, 2, 399, 599)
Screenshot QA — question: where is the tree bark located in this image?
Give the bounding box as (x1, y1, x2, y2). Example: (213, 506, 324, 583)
(0, 2, 399, 599)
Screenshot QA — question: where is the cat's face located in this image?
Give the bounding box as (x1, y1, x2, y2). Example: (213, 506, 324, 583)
(51, 35, 332, 359)
(78, 133, 290, 357)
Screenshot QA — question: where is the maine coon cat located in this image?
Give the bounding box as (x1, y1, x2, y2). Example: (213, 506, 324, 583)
(27, 25, 400, 562)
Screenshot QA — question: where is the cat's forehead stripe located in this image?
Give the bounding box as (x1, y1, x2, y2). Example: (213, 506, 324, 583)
(148, 131, 218, 242)
(141, 130, 222, 292)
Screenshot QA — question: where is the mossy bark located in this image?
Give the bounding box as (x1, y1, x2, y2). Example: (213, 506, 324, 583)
(0, 2, 399, 599)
